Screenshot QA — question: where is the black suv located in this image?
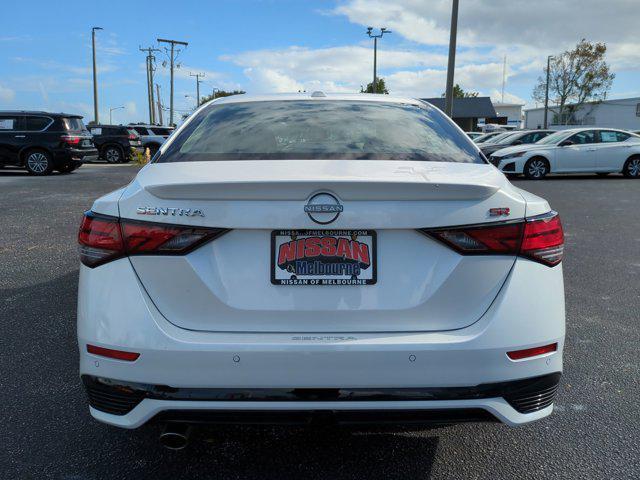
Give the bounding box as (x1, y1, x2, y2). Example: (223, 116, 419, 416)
(88, 125, 143, 163)
(0, 111, 98, 175)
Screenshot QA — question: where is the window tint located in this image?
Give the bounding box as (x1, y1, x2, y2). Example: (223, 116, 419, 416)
(600, 131, 630, 143)
(0, 116, 20, 131)
(568, 131, 596, 144)
(533, 131, 551, 142)
(25, 116, 52, 131)
(132, 127, 148, 135)
(63, 117, 85, 132)
(151, 127, 172, 135)
(159, 101, 482, 163)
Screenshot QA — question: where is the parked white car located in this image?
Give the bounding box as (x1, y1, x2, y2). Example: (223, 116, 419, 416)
(77, 93, 565, 447)
(489, 128, 640, 179)
(128, 124, 174, 156)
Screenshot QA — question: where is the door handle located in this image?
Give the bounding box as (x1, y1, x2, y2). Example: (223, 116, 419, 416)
(587, 148, 597, 151)
(14, 135, 26, 138)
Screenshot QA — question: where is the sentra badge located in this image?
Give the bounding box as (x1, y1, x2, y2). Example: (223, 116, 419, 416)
(136, 207, 205, 217)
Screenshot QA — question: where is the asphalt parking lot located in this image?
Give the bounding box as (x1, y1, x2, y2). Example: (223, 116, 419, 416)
(1, 164, 639, 479)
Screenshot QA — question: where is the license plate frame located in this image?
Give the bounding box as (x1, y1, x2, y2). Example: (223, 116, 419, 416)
(271, 229, 377, 286)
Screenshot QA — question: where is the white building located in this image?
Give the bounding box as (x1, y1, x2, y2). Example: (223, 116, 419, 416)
(492, 102, 524, 129)
(524, 97, 640, 131)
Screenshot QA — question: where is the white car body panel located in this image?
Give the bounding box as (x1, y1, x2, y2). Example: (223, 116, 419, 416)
(491, 128, 640, 175)
(77, 93, 565, 429)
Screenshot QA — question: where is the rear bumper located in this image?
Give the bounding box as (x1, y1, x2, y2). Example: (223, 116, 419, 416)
(83, 373, 560, 427)
(78, 257, 565, 428)
(53, 148, 99, 164)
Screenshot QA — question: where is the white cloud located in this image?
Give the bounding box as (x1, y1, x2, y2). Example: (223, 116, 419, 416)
(0, 83, 16, 102)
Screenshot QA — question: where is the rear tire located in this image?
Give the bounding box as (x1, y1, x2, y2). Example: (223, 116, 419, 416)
(622, 156, 640, 178)
(103, 146, 123, 164)
(524, 157, 549, 180)
(25, 149, 54, 175)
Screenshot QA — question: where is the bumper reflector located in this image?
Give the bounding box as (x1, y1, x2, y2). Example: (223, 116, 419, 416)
(507, 343, 557, 360)
(87, 344, 140, 361)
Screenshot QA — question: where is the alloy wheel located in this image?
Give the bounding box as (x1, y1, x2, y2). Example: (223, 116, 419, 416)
(27, 152, 50, 173)
(105, 148, 121, 163)
(628, 158, 640, 177)
(528, 160, 547, 178)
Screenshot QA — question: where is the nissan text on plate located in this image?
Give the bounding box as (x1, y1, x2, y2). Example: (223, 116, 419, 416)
(77, 92, 566, 438)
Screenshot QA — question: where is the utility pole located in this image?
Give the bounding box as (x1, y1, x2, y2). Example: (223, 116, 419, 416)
(140, 46, 161, 124)
(157, 38, 188, 126)
(366, 27, 391, 93)
(91, 27, 103, 124)
(189, 72, 205, 107)
(543, 55, 553, 129)
(155, 84, 164, 125)
(444, 0, 459, 117)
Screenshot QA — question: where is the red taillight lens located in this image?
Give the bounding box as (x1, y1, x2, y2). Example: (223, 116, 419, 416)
(507, 343, 557, 360)
(128, 133, 137, 140)
(521, 214, 564, 266)
(87, 344, 140, 361)
(78, 212, 228, 268)
(61, 135, 81, 145)
(424, 212, 564, 267)
(78, 214, 124, 267)
(429, 222, 523, 255)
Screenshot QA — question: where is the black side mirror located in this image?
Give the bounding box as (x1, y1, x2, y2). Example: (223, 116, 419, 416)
(512, 140, 523, 145)
(559, 139, 574, 147)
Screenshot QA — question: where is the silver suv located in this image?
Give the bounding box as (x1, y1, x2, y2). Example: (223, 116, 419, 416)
(128, 124, 174, 156)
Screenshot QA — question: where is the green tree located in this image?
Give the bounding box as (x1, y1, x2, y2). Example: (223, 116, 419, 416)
(532, 39, 614, 124)
(198, 89, 246, 104)
(360, 78, 389, 94)
(441, 84, 479, 98)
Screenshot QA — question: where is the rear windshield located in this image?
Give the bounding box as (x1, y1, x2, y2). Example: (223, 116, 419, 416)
(158, 100, 482, 163)
(151, 127, 173, 135)
(63, 117, 85, 132)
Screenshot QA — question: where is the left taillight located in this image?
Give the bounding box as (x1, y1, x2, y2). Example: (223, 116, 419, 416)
(78, 212, 227, 268)
(61, 135, 82, 146)
(78, 214, 124, 267)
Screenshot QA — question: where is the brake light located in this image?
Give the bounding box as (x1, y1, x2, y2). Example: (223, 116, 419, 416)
(507, 343, 557, 360)
(423, 211, 564, 267)
(128, 133, 138, 140)
(87, 344, 140, 361)
(521, 213, 564, 266)
(78, 212, 228, 268)
(61, 135, 81, 145)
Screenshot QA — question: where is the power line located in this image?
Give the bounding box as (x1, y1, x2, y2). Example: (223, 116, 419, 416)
(157, 38, 188, 126)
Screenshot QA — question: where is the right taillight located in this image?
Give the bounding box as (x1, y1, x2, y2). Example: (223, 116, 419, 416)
(423, 211, 564, 267)
(78, 212, 228, 268)
(520, 212, 564, 266)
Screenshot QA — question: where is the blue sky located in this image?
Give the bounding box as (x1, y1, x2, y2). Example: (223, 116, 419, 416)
(1, 0, 638, 125)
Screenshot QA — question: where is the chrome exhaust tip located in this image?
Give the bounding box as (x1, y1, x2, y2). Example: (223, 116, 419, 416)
(159, 423, 192, 450)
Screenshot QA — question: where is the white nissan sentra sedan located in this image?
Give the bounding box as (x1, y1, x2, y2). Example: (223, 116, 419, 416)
(488, 127, 640, 179)
(77, 93, 565, 445)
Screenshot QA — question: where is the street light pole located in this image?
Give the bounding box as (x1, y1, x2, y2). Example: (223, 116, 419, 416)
(543, 55, 554, 129)
(91, 27, 103, 124)
(109, 106, 124, 125)
(157, 38, 188, 126)
(444, 0, 459, 118)
(366, 27, 391, 93)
